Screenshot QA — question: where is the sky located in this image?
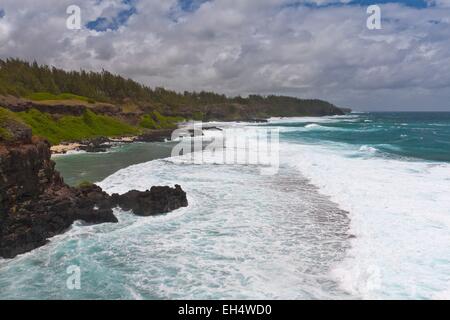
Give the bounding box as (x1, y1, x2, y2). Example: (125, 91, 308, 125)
(0, 1, 450, 111)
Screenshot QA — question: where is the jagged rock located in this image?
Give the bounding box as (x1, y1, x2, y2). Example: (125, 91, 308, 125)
(202, 126, 223, 131)
(0, 110, 33, 144)
(0, 138, 115, 258)
(136, 129, 173, 142)
(0, 137, 188, 259)
(244, 118, 269, 123)
(79, 136, 111, 153)
(111, 185, 188, 217)
(2, 121, 32, 143)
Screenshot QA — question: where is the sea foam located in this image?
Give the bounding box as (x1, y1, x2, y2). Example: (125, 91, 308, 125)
(282, 140, 450, 299)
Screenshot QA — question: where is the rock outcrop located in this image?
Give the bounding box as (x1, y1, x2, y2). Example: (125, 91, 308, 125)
(112, 185, 188, 217)
(136, 129, 174, 142)
(79, 136, 111, 153)
(0, 120, 188, 259)
(0, 132, 114, 258)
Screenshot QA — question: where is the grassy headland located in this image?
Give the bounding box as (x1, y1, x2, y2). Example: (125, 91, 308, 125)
(0, 107, 184, 145)
(16, 109, 140, 145)
(0, 58, 346, 144)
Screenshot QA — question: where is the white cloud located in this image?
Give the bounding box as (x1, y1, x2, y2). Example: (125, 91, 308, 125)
(0, 0, 450, 110)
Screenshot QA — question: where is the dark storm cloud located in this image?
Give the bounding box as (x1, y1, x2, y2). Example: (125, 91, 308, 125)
(0, 0, 450, 110)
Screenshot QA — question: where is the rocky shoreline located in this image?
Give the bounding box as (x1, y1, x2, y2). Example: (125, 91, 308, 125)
(49, 125, 227, 154)
(50, 129, 176, 154)
(0, 121, 188, 259)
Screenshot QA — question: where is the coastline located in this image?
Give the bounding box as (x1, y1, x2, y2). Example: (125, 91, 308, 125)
(50, 123, 246, 185)
(6, 113, 448, 299)
(6, 121, 351, 299)
(0, 120, 189, 259)
(49, 129, 174, 155)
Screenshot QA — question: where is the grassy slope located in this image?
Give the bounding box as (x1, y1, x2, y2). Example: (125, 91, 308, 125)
(5, 109, 184, 145)
(16, 109, 141, 145)
(26, 92, 95, 103)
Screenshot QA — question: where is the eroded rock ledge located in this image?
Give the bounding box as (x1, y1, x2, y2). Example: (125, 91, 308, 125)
(0, 124, 188, 259)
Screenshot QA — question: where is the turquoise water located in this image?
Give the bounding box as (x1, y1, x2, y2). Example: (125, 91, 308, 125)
(264, 112, 450, 299)
(0, 112, 449, 299)
(54, 142, 175, 186)
(269, 112, 450, 162)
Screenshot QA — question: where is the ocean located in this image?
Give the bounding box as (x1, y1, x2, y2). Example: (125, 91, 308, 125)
(0, 112, 449, 299)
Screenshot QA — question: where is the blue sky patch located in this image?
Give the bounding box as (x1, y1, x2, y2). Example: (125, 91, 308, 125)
(285, 0, 428, 9)
(348, 0, 428, 8)
(177, 0, 211, 12)
(0, 9, 5, 19)
(86, 1, 137, 32)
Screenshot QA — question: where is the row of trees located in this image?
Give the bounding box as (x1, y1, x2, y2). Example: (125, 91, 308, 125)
(0, 59, 231, 106)
(0, 58, 341, 117)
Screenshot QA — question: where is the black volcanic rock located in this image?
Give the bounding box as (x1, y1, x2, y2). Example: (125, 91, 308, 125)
(0, 135, 188, 259)
(79, 136, 111, 153)
(111, 185, 188, 216)
(0, 138, 116, 258)
(136, 129, 173, 142)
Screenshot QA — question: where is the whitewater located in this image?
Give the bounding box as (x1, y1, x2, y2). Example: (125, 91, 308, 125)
(0, 113, 449, 300)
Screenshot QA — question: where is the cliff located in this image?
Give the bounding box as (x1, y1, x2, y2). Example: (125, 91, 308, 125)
(0, 118, 188, 259)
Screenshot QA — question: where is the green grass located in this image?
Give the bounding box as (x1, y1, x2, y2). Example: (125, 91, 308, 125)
(26, 92, 95, 103)
(0, 107, 28, 141)
(2, 106, 184, 145)
(140, 114, 159, 129)
(17, 109, 141, 144)
(139, 111, 184, 130)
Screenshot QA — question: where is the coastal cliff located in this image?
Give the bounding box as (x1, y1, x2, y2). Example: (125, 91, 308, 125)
(0, 117, 188, 259)
(0, 59, 345, 147)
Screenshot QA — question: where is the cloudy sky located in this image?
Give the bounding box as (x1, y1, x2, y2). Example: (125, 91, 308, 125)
(0, 0, 450, 111)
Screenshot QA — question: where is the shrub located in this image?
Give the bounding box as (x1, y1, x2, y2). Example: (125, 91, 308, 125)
(140, 114, 159, 129)
(139, 112, 183, 130)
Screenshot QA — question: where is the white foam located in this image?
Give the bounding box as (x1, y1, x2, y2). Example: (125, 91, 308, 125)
(359, 145, 378, 153)
(4, 119, 448, 300)
(51, 150, 87, 158)
(133, 123, 450, 299)
(94, 150, 350, 299)
(284, 142, 450, 299)
(269, 115, 359, 125)
(305, 123, 321, 129)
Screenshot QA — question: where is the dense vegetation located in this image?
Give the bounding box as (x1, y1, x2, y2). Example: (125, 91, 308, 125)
(140, 111, 184, 130)
(0, 58, 345, 144)
(0, 58, 342, 116)
(0, 58, 229, 107)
